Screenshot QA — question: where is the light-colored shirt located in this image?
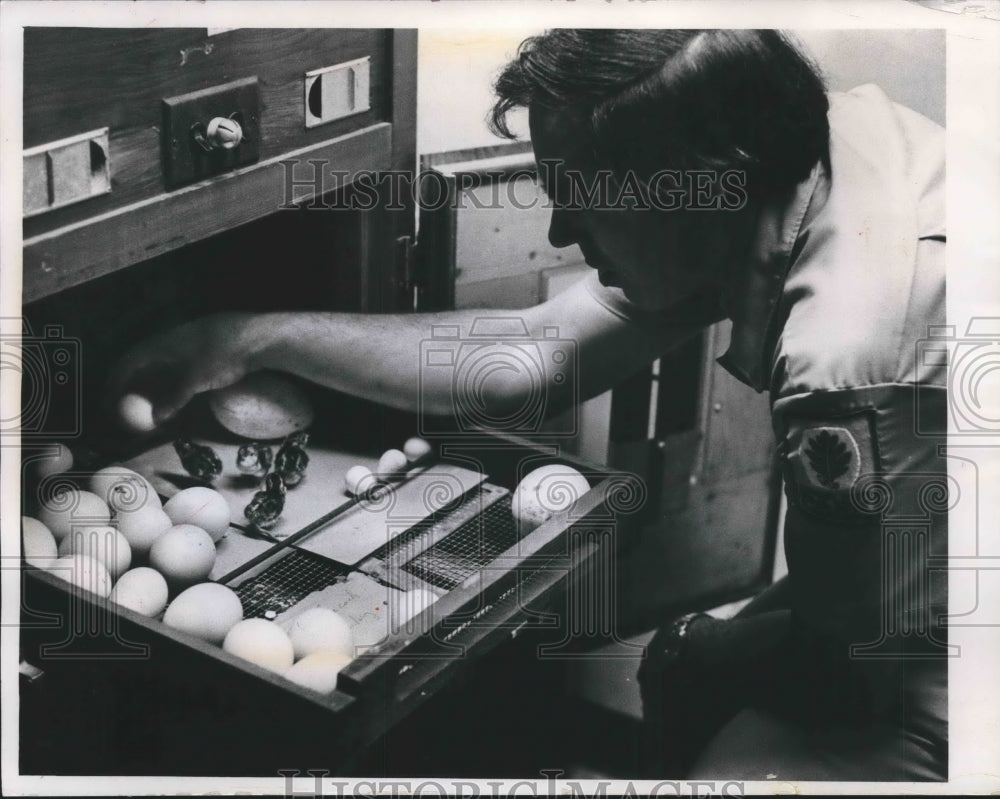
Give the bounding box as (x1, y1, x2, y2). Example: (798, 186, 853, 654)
(586, 85, 948, 654)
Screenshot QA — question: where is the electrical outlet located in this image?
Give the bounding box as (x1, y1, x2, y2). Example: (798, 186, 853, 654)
(162, 77, 261, 190)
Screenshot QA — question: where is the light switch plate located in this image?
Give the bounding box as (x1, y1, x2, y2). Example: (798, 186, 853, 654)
(304, 57, 371, 128)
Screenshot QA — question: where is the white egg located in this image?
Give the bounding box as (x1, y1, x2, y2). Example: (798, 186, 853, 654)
(207, 371, 314, 440)
(344, 465, 377, 496)
(58, 525, 132, 579)
(223, 619, 295, 672)
(163, 582, 243, 644)
(118, 393, 156, 433)
(284, 652, 352, 694)
(285, 607, 354, 660)
(511, 465, 591, 531)
(110, 567, 169, 617)
(163, 487, 231, 541)
(117, 505, 173, 557)
(403, 437, 432, 463)
(22, 516, 58, 568)
(37, 489, 111, 543)
(30, 443, 74, 481)
(47, 554, 112, 598)
(91, 466, 161, 513)
(376, 449, 408, 482)
(149, 524, 216, 585)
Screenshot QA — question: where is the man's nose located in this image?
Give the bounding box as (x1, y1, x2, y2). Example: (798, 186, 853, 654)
(547, 207, 581, 249)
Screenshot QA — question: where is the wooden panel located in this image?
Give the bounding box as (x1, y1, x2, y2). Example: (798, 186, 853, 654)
(453, 177, 582, 282)
(455, 271, 541, 309)
(700, 320, 776, 481)
(613, 467, 780, 633)
(23, 123, 392, 302)
(605, 321, 780, 625)
(23, 28, 388, 237)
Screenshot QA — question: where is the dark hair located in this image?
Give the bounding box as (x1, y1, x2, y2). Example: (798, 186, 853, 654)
(491, 29, 829, 200)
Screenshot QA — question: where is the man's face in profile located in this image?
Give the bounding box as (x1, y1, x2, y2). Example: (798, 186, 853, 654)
(529, 104, 732, 312)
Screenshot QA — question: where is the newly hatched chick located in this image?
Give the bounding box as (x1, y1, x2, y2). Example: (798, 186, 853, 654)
(236, 441, 273, 477)
(275, 432, 310, 487)
(173, 438, 222, 482)
(244, 473, 287, 531)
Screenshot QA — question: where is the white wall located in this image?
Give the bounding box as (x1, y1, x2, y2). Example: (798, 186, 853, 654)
(417, 29, 534, 156)
(417, 29, 946, 156)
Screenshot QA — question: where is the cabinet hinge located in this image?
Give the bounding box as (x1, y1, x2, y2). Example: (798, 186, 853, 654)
(395, 234, 419, 311)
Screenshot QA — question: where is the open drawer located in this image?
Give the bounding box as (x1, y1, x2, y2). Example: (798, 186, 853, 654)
(19, 425, 641, 776)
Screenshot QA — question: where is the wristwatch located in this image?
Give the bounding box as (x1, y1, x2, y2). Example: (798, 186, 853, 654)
(656, 611, 709, 665)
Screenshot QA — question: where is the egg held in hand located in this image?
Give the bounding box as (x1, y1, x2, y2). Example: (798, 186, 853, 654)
(163, 582, 243, 644)
(118, 393, 156, 433)
(149, 524, 217, 585)
(511, 465, 591, 531)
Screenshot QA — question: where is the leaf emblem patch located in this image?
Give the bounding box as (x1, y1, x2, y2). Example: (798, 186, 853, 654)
(804, 429, 853, 489)
(790, 425, 863, 492)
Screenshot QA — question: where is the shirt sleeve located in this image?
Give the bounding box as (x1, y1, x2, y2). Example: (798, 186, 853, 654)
(770, 382, 948, 656)
(582, 270, 727, 337)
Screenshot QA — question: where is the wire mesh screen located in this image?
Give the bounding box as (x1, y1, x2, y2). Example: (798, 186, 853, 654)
(233, 549, 351, 618)
(402, 495, 520, 591)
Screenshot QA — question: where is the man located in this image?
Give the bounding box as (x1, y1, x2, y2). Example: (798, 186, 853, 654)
(113, 30, 947, 780)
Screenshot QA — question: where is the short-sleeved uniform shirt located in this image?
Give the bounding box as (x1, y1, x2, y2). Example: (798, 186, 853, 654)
(586, 85, 948, 768)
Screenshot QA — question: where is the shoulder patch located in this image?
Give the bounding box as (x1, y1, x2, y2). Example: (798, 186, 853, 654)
(800, 427, 860, 490)
(783, 414, 880, 522)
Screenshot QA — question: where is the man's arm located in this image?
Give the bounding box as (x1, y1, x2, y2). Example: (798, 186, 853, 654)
(111, 276, 694, 427)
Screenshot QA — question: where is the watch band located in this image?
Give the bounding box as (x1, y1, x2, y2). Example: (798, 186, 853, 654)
(657, 611, 709, 664)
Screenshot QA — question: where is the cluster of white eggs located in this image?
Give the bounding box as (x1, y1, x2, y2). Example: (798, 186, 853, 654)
(163, 589, 356, 694)
(343, 437, 432, 497)
(25, 465, 230, 615)
(22, 455, 355, 694)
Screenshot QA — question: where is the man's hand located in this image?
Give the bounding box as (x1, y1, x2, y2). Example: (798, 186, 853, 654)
(110, 312, 267, 426)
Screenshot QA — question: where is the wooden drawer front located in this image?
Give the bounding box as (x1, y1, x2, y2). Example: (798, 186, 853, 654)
(23, 28, 389, 238)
